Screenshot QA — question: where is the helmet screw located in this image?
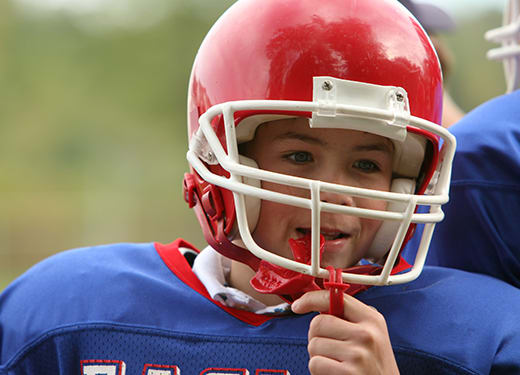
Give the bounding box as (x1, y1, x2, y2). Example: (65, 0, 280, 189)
(396, 92, 404, 102)
(322, 80, 334, 91)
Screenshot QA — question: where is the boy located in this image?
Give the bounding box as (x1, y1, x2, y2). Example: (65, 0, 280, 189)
(1, 1, 520, 374)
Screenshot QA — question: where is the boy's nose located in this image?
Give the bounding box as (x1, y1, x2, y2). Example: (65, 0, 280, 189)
(320, 190, 355, 207)
(318, 169, 356, 206)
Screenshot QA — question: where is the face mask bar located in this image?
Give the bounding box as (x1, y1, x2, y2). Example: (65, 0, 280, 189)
(187, 97, 456, 286)
(485, 0, 520, 93)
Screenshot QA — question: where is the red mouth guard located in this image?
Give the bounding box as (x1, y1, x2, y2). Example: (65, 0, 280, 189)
(250, 233, 388, 318)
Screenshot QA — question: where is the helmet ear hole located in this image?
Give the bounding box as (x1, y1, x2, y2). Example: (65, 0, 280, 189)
(365, 178, 416, 261)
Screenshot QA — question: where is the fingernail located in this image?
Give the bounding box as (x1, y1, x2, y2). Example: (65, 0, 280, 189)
(291, 299, 301, 312)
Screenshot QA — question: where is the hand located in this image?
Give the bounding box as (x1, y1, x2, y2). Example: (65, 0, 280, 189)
(291, 290, 399, 375)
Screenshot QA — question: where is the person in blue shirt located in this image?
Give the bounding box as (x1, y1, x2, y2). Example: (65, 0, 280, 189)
(405, 0, 520, 289)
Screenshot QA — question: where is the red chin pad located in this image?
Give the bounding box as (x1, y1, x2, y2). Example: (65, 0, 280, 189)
(250, 233, 324, 301)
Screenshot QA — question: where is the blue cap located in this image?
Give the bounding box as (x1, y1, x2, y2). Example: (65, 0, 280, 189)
(398, 0, 456, 33)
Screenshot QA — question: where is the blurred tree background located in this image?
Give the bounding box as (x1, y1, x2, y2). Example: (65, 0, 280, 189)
(0, 0, 506, 290)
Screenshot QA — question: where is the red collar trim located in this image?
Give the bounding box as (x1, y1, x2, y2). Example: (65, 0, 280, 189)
(154, 240, 276, 327)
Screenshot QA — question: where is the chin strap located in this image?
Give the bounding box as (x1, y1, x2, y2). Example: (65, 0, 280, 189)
(250, 234, 412, 313)
(324, 267, 348, 317)
(323, 265, 384, 317)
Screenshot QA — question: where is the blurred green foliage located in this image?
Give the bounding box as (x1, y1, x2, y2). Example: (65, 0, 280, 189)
(442, 11, 506, 109)
(0, 1, 505, 291)
(0, 0, 235, 289)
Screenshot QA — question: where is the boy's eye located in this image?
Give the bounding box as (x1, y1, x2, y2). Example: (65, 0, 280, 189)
(286, 151, 313, 163)
(353, 159, 380, 172)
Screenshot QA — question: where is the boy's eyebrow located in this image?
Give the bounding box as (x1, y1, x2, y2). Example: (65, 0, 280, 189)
(352, 142, 394, 154)
(274, 131, 394, 154)
(275, 131, 326, 146)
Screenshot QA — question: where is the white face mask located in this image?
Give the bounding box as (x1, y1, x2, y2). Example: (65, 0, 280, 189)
(187, 77, 456, 287)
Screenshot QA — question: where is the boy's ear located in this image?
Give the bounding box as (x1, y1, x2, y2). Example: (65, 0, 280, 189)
(365, 178, 416, 261)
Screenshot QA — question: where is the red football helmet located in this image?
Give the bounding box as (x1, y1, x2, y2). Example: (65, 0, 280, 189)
(183, 0, 456, 287)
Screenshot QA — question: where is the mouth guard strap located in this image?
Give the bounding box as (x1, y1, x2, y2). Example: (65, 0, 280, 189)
(324, 266, 349, 318)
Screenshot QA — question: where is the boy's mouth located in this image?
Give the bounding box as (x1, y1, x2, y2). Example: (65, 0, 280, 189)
(296, 227, 349, 241)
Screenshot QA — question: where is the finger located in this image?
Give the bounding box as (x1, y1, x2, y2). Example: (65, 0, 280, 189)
(309, 337, 374, 371)
(307, 313, 358, 342)
(292, 289, 379, 323)
(308, 335, 353, 361)
(308, 355, 354, 375)
(309, 346, 375, 375)
(291, 290, 330, 314)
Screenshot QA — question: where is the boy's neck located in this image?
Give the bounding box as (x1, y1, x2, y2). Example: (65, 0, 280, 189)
(228, 260, 286, 307)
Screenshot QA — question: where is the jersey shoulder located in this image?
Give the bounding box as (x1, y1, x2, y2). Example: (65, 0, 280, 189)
(0, 242, 188, 365)
(449, 90, 520, 185)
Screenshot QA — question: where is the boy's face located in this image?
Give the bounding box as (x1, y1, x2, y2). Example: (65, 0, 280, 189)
(241, 117, 394, 269)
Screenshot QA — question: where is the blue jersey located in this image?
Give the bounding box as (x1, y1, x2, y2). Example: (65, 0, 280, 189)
(1, 240, 520, 374)
(404, 91, 520, 288)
